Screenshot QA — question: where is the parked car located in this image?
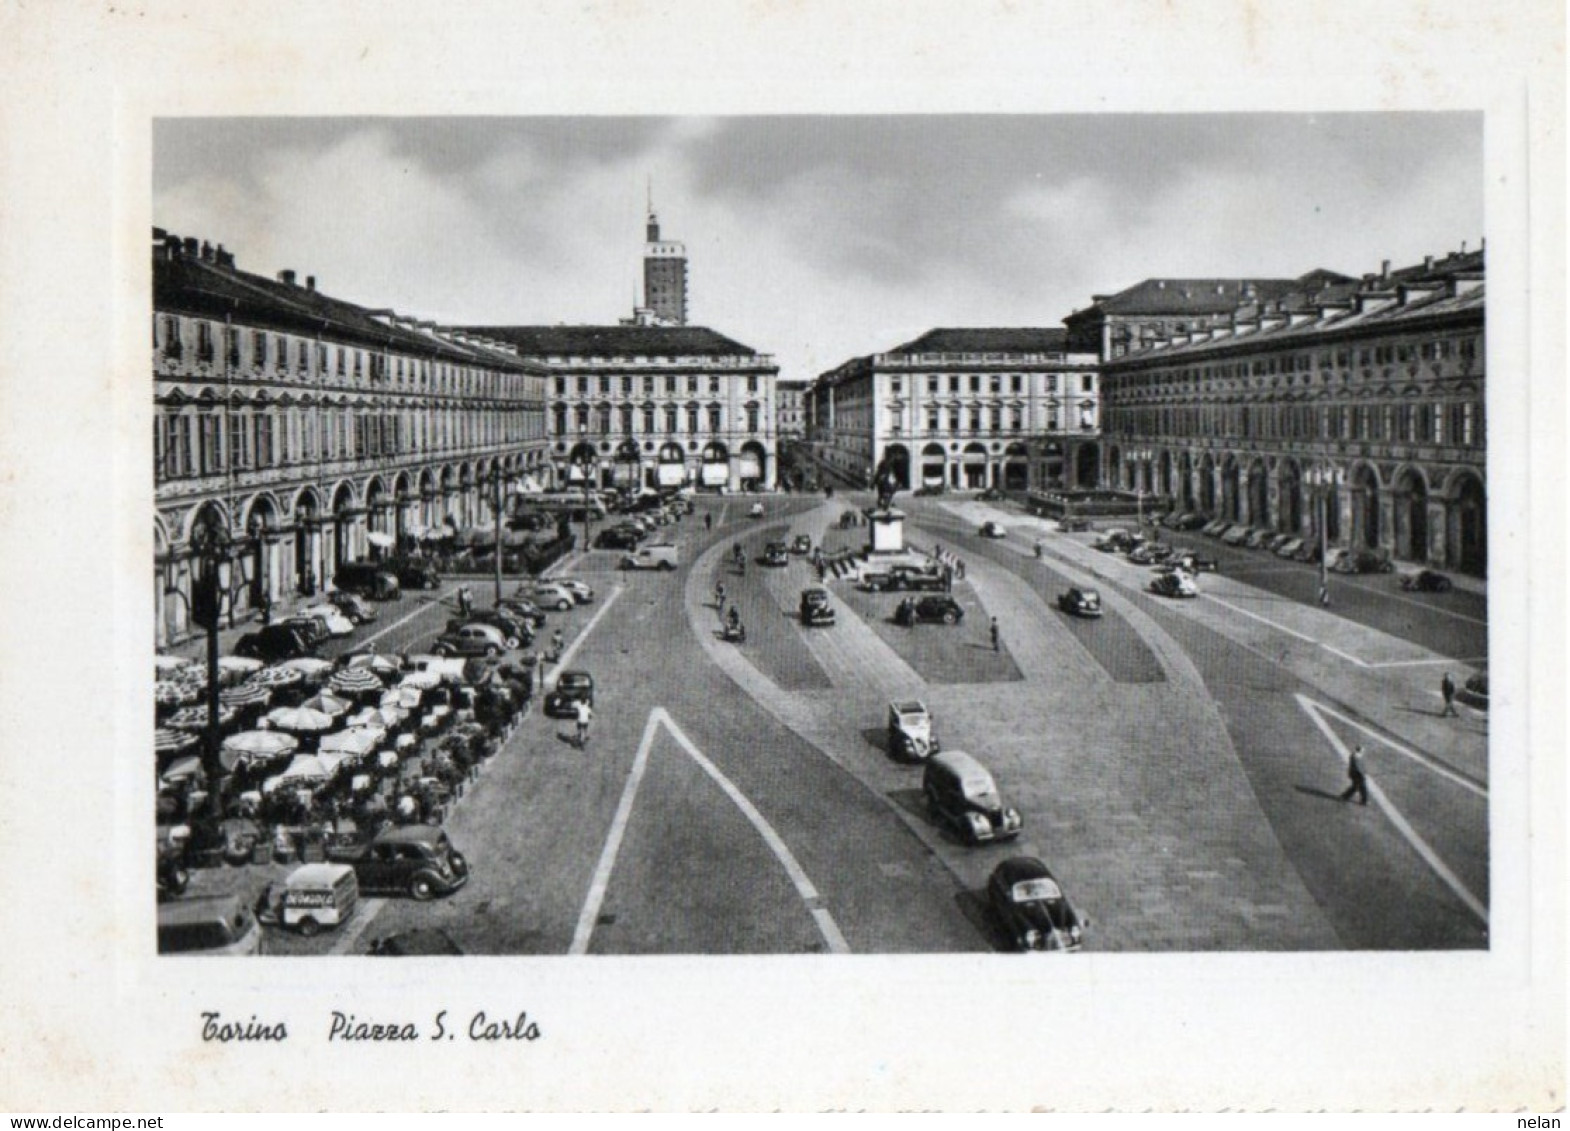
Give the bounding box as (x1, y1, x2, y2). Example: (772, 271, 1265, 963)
(887, 700, 939, 761)
(157, 894, 263, 955)
(1057, 516, 1091, 533)
(1220, 524, 1252, 546)
(531, 582, 577, 611)
(1166, 512, 1208, 531)
(387, 558, 442, 591)
(1274, 537, 1305, 559)
(621, 543, 679, 571)
(1093, 528, 1144, 553)
(1459, 671, 1489, 710)
(281, 614, 333, 648)
(790, 534, 812, 556)
(887, 563, 947, 591)
(497, 595, 548, 627)
(596, 526, 643, 550)
(1201, 518, 1232, 537)
(799, 587, 836, 626)
(235, 624, 316, 663)
(977, 487, 1005, 502)
(1328, 547, 1393, 574)
(445, 611, 531, 649)
(1264, 533, 1294, 553)
(922, 750, 1022, 845)
(859, 569, 893, 592)
(548, 578, 595, 604)
(1150, 572, 1199, 598)
(913, 483, 947, 497)
(544, 670, 595, 716)
(253, 862, 360, 937)
(430, 623, 509, 659)
(1169, 550, 1218, 573)
(1291, 541, 1322, 563)
(895, 595, 965, 626)
(761, 541, 790, 567)
(1127, 542, 1174, 565)
(1243, 528, 1276, 549)
(298, 604, 357, 638)
(1401, 569, 1454, 593)
(748, 501, 765, 517)
(1057, 586, 1103, 618)
(327, 825, 469, 901)
(329, 591, 378, 625)
(979, 521, 1007, 539)
(334, 563, 401, 601)
(987, 857, 1087, 953)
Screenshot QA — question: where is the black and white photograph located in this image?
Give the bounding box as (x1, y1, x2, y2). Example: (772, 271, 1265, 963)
(0, 0, 1561, 1116)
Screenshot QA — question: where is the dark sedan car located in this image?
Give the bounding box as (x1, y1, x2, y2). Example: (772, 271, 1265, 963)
(1057, 587, 1103, 618)
(234, 624, 316, 663)
(544, 670, 595, 716)
(1400, 569, 1454, 593)
(790, 534, 812, 555)
(896, 595, 965, 626)
(761, 541, 790, 567)
(327, 826, 468, 901)
(445, 610, 532, 649)
(595, 527, 643, 550)
(987, 856, 1086, 952)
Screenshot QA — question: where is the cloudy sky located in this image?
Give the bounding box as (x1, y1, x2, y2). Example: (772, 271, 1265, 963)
(154, 115, 1481, 382)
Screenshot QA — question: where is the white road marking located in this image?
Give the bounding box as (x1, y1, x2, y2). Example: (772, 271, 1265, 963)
(1370, 656, 1489, 670)
(1296, 694, 1488, 924)
(569, 709, 661, 955)
(1296, 694, 1488, 798)
(1204, 593, 1326, 648)
(545, 585, 624, 686)
(659, 711, 850, 955)
(354, 586, 463, 649)
(327, 897, 389, 955)
(570, 707, 851, 956)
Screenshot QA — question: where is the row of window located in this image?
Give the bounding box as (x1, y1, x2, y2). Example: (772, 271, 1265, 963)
(155, 316, 546, 401)
(554, 372, 764, 397)
(155, 403, 544, 481)
(891, 373, 1097, 396)
(551, 402, 764, 437)
(1112, 334, 1482, 389)
(1111, 400, 1481, 447)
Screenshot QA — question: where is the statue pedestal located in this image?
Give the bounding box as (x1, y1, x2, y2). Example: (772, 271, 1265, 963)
(864, 507, 906, 556)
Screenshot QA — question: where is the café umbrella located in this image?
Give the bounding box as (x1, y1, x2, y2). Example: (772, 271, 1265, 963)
(219, 729, 298, 771)
(264, 705, 336, 734)
(219, 681, 273, 709)
(329, 667, 385, 696)
(319, 728, 381, 758)
(164, 704, 238, 731)
(154, 727, 199, 755)
(397, 670, 442, 691)
(217, 655, 265, 682)
(246, 665, 303, 690)
(272, 656, 336, 681)
(366, 531, 396, 549)
(380, 686, 423, 710)
(155, 654, 194, 675)
(344, 652, 403, 677)
(159, 756, 204, 785)
(300, 691, 353, 717)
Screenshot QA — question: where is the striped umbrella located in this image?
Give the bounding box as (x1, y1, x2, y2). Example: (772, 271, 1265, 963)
(154, 727, 199, 755)
(249, 665, 304, 689)
(159, 756, 204, 784)
(217, 655, 265, 684)
(220, 729, 298, 771)
(155, 654, 194, 675)
(329, 666, 385, 696)
(300, 691, 353, 717)
(164, 704, 238, 731)
(344, 652, 404, 677)
(154, 680, 199, 708)
(264, 706, 337, 733)
(219, 681, 272, 708)
(273, 656, 336, 680)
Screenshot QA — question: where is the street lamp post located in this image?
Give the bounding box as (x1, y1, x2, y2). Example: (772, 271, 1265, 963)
(1306, 463, 1345, 606)
(186, 521, 238, 837)
(1129, 447, 1153, 529)
(576, 426, 595, 554)
(492, 470, 506, 606)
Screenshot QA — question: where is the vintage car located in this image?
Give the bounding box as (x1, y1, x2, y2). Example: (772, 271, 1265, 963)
(923, 750, 1022, 845)
(1458, 671, 1489, 710)
(1164, 550, 1218, 574)
(445, 610, 532, 649)
(328, 591, 379, 625)
(895, 595, 964, 626)
(1328, 547, 1394, 574)
(327, 826, 469, 901)
(1127, 542, 1175, 565)
(234, 624, 316, 663)
(544, 669, 595, 716)
(1093, 528, 1144, 553)
(887, 563, 947, 591)
(298, 604, 358, 638)
(281, 614, 333, 648)
(977, 487, 1005, 501)
(254, 863, 359, 937)
(497, 596, 549, 627)
(913, 483, 946, 497)
(790, 534, 813, 556)
(1057, 586, 1103, 618)
(1057, 516, 1091, 533)
(531, 582, 577, 611)
(595, 526, 643, 550)
(620, 543, 679, 571)
(858, 568, 893, 592)
(544, 578, 595, 604)
(979, 521, 1007, 539)
(1201, 518, 1232, 538)
(1220, 524, 1253, 546)
(799, 587, 836, 626)
(430, 623, 510, 659)
(1243, 528, 1277, 550)
(386, 558, 442, 591)
(761, 541, 790, 567)
(1150, 571, 1199, 598)
(1274, 537, 1305, 559)
(987, 856, 1087, 952)
(748, 501, 766, 517)
(1400, 569, 1454, 593)
(887, 699, 939, 761)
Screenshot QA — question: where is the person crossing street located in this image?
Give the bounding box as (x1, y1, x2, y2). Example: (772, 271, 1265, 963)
(1340, 744, 1369, 805)
(573, 697, 593, 749)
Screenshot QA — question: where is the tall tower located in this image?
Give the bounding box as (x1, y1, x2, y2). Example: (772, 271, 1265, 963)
(642, 193, 688, 326)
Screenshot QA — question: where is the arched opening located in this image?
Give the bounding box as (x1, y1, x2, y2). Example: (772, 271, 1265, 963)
(292, 487, 323, 596)
(920, 442, 946, 488)
(1448, 472, 1486, 576)
(1197, 453, 1215, 514)
(1178, 452, 1194, 510)
(1002, 442, 1028, 491)
(656, 441, 687, 490)
(1074, 443, 1099, 489)
(1157, 450, 1174, 499)
(881, 444, 911, 491)
(1278, 459, 1303, 533)
(240, 493, 281, 611)
(961, 442, 988, 490)
(700, 441, 730, 491)
(1221, 456, 1241, 522)
(614, 439, 642, 492)
(1352, 464, 1381, 549)
(1394, 467, 1429, 563)
(739, 440, 768, 492)
(1246, 460, 1268, 527)
(332, 482, 359, 568)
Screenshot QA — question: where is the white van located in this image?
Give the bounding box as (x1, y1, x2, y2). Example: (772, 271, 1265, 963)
(620, 543, 678, 571)
(276, 863, 359, 936)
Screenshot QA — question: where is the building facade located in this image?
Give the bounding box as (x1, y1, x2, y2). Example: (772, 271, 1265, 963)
(808, 329, 1100, 492)
(641, 209, 688, 327)
(154, 229, 552, 647)
(466, 325, 781, 492)
(1097, 249, 1486, 575)
(775, 379, 809, 439)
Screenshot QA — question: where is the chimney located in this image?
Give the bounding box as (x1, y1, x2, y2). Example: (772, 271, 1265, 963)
(183, 237, 199, 259)
(200, 240, 214, 262)
(1460, 240, 1467, 253)
(215, 244, 234, 268)
(306, 276, 316, 291)
(1424, 255, 1434, 272)
(278, 269, 296, 286)
(1381, 260, 1390, 281)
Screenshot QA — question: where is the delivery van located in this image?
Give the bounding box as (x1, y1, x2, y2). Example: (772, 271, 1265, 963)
(272, 863, 359, 936)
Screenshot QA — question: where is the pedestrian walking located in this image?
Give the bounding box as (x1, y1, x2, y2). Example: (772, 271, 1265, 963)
(258, 590, 272, 626)
(989, 616, 1000, 653)
(714, 580, 727, 609)
(1340, 744, 1369, 805)
(958, 559, 967, 580)
(458, 586, 473, 618)
(1440, 672, 1459, 716)
(704, 512, 713, 531)
(574, 698, 593, 748)
(943, 565, 953, 593)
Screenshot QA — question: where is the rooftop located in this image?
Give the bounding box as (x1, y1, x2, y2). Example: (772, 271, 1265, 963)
(460, 324, 764, 359)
